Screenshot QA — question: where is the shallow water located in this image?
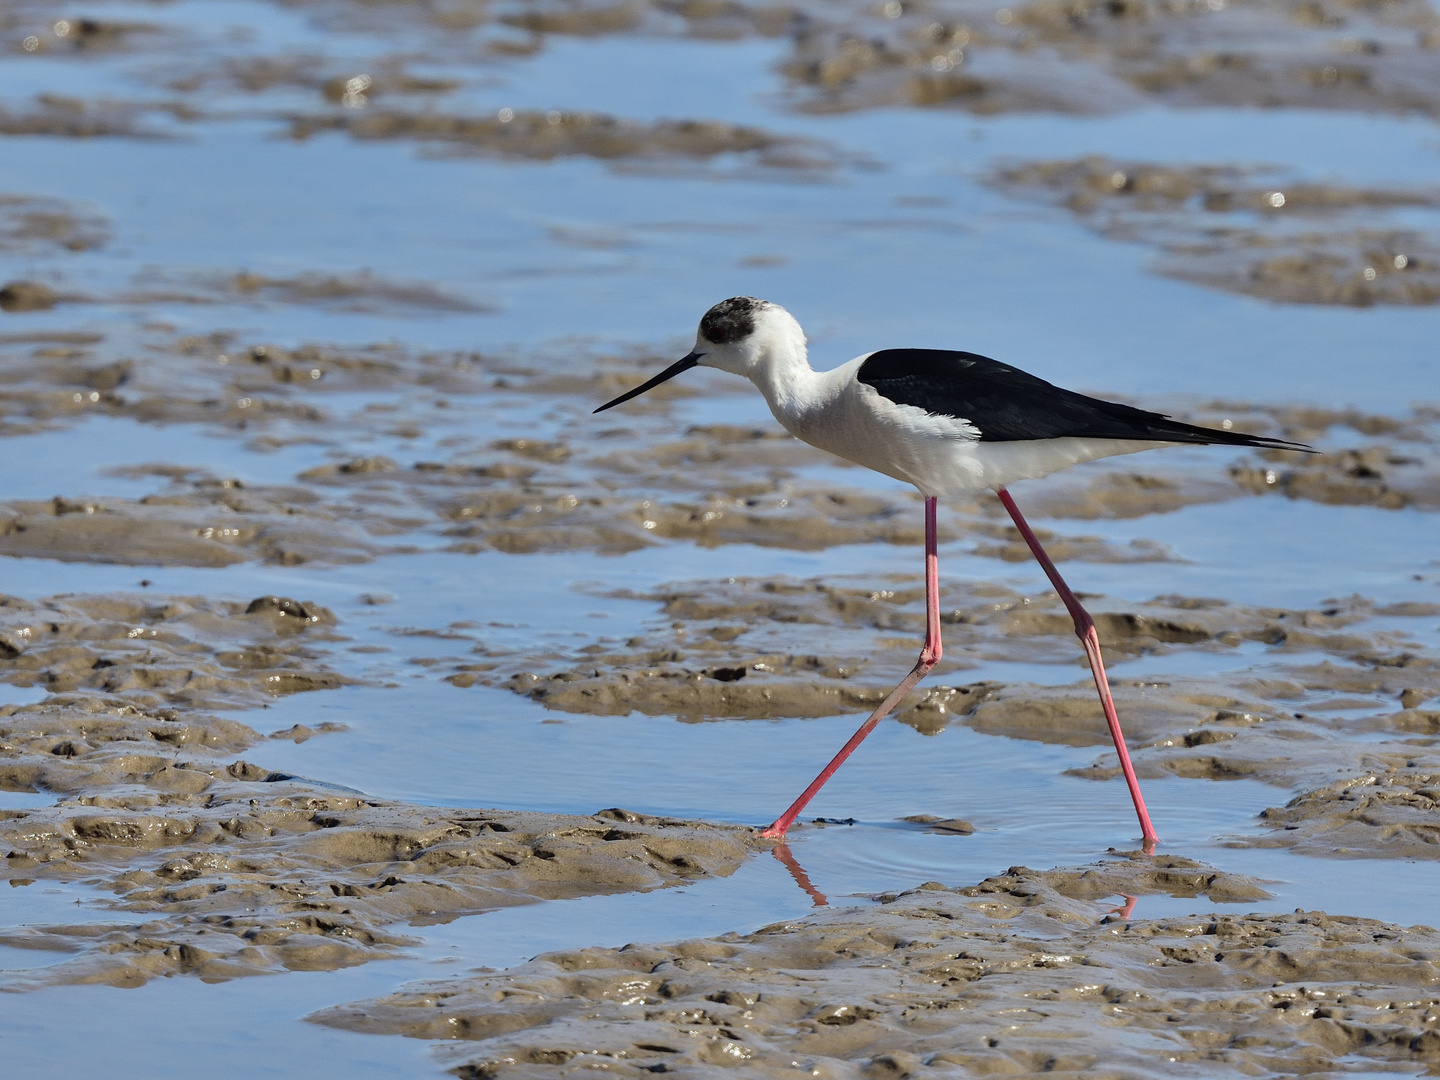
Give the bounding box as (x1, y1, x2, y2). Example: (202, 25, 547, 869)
(2, 0, 1439, 1074)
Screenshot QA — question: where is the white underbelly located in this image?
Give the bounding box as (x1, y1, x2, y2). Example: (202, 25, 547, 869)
(786, 400, 1165, 496)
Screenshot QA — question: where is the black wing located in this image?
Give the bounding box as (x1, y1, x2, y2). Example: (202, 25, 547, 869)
(856, 348, 1311, 450)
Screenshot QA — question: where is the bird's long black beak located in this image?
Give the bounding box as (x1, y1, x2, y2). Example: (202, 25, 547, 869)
(593, 351, 701, 414)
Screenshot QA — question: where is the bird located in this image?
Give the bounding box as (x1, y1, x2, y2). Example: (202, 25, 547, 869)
(595, 296, 1312, 850)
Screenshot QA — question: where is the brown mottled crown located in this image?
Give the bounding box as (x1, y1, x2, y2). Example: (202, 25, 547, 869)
(699, 296, 767, 345)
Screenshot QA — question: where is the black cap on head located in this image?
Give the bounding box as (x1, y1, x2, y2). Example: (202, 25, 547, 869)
(699, 296, 765, 345)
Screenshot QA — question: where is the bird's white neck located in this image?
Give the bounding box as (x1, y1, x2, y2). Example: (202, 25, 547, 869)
(745, 341, 827, 425)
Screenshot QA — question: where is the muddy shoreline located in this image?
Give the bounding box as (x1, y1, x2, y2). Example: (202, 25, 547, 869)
(314, 858, 1440, 1078)
(2, 0, 1439, 1075)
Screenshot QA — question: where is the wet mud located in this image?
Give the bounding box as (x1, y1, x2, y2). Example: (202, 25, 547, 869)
(3, 0, 1439, 1069)
(0, 766, 757, 986)
(1252, 768, 1440, 858)
(994, 156, 1440, 306)
(423, 573, 1440, 865)
(7, 0, 1440, 160)
(312, 856, 1440, 1079)
(780, 0, 1440, 117)
(0, 594, 761, 987)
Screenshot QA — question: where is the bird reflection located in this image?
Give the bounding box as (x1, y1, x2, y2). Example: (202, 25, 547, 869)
(774, 844, 1139, 922)
(1107, 894, 1139, 920)
(771, 842, 828, 907)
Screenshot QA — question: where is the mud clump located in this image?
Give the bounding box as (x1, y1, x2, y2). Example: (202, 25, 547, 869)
(1232, 442, 1440, 510)
(230, 269, 481, 311)
(0, 591, 345, 710)
(0, 280, 60, 312)
(1254, 769, 1440, 858)
(0, 331, 492, 434)
(0, 486, 399, 566)
(1170, 231, 1440, 307)
(516, 666, 894, 721)
(994, 156, 1440, 307)
(313, 858, 1440, 1078)
(105, 270, 490, 314)
(289, 108, 836, 173)
(0, 95, 173, 138)
(14, 18, 163, 55)
(0, 194, 108, 254)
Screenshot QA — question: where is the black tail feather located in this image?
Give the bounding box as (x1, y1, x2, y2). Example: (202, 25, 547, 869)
(1088, 398, 1317, 453)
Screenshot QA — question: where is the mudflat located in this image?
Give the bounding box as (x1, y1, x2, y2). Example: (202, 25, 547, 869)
(1, 0, 1437, 1075)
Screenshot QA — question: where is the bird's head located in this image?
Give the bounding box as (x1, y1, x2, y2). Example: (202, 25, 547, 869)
(594, 297, 804, 413)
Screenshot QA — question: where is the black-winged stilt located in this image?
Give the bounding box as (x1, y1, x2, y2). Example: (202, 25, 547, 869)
(596, 297, 1312, 850)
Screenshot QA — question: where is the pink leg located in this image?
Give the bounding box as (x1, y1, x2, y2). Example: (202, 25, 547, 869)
(996, 487, 1159, 851)
(760, 497, 943, 839)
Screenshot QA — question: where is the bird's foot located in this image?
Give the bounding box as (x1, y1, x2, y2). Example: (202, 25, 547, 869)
(757, 822, 787, 840)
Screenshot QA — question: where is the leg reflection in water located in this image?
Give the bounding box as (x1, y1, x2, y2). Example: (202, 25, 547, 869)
(1107, 894, 1139, 920)
(771, 843, 828, 908)
(770, 844, 1142, 922)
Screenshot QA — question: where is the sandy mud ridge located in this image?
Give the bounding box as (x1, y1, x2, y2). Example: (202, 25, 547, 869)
(0, 268, 487, 318)
(0, 95, 184, 139)
(128, 269, 490, 314)
(313, 855, 1440, 1078)
(428, 573, 1258, 709)
(993, 155, 1440, 307)
(224, 0, 1440, 119)
(0, 592, 763, 986)
(0, 329, 953, 562)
